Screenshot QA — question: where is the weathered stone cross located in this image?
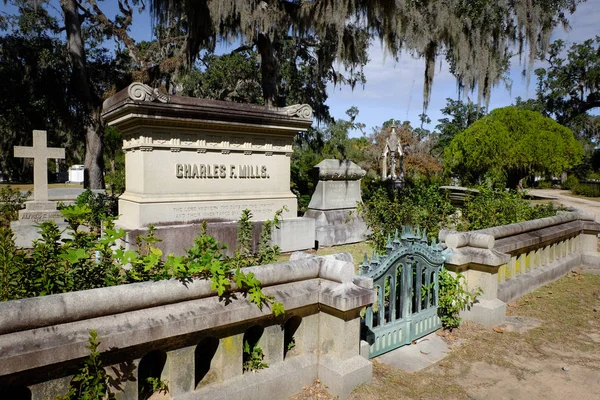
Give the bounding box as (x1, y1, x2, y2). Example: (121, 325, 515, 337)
(14, 130, 65, 202)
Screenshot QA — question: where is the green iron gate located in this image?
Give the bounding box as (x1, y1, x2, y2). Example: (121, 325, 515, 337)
(360, 227, 449, 358)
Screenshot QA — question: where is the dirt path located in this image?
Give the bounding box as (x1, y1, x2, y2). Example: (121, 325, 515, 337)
(527, 188, 600, 223)
(291, 272, 600, 400)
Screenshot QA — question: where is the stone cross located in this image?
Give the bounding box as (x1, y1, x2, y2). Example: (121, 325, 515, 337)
(14, 130, 65, 202)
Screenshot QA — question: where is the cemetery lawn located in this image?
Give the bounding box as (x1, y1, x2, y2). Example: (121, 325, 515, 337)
(0, 183, 82, 190)
(292, 270, 600, 400)
(277, 241, 374, 269)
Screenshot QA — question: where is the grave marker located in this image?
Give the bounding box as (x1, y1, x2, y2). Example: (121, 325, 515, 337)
(14, 130, 65, 202)
(11, 130, 68, 247)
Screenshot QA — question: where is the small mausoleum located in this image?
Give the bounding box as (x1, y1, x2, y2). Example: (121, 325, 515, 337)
(102, 83, 316, 253)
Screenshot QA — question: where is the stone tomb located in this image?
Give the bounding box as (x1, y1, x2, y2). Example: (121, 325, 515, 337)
(102, 83, 315, 252)
(11, 130, 67, 247)
(304, 160, 368, 247)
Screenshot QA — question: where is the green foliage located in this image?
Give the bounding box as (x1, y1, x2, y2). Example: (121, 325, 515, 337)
(445, 106, 584, 188)
(456, 188, 558, 232)
(0, 186, 30, 227)
(435, 98, 486, 151)
(103, 126, 125, 196)
(287, 337, 296, 351)
(72, 189, 119, 231)
(537, 180, 553, 189)
(243, 341, 268, 372)
(358, 184, 454, 251)
(1, 206, 285, 317)
(572, 181, 600, 198)
(178, 50, 263, 104)
(0, 227, 24, 301)
(360, 184, 559, 253)
(143, 377, 169, 398)
(54, 330, 110, 400)
(438, 269, 481, 329)
(534, 37, 600, 127)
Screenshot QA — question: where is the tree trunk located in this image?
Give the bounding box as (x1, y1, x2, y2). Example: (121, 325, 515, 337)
(256, 32, 279, 107)
(60, 0, 105, 189)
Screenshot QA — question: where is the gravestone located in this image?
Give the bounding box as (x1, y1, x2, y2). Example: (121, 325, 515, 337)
(101, 82, 315, 254)
(11, 130, 67, 247)
(381, 126, 404, 190)
(304, 160, 368, 247)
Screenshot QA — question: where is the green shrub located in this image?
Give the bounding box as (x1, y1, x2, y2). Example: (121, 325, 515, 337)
(54, 331, 110, 400)
(438, 269, 481, 329)
(358, 184, 454, 250)
(243, 341, 268, 372)
(0, 186, 30, 227)
(537, 180, 552, 189)
(456, 187, 557, 232)
(572, 182, 600, 197)
(563, 175, 579, 190)
(1, 206, 285, 317)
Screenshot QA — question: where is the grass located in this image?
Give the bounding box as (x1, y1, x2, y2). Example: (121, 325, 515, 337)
(293, 271, 600, 399)
(564, 192, 600, 203)
(0, 183, 83, 190)
(277, 241, 374, 270)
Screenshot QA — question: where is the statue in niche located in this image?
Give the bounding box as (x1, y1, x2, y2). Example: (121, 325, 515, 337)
(381, 126, 405, 189)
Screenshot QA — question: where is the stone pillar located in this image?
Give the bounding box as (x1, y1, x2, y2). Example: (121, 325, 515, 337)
(212, 333, 243, 382)
(108, 359, 139, 400)
(304, 160, 368, 247)
(262, 324, 284, 366)
(443, 232, 509, 327)
(317, 309, 372, 400)
(165, 346, 195, 397)
(29, 376, 72, 400)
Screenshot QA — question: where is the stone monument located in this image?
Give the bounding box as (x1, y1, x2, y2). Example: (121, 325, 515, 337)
(304, 159, 368, 247)
(381, 126, 404, 190)
(11, 130, 66, 247)
(101, 82, 315, 253)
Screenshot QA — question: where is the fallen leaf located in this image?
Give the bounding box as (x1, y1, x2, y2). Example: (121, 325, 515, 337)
(508, 302, 518, 308)
(420, 350, 430, 355)
(411, 340, 417, 345)
(493, 327, 504, 334)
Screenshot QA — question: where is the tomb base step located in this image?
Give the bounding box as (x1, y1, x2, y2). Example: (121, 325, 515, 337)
(304, 209, 368, 247)
(118, 217, 315, 257)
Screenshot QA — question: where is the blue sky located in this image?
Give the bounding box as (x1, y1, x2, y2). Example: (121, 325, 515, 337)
(325, 0, 600, 135)
(3, 0, 599, 135)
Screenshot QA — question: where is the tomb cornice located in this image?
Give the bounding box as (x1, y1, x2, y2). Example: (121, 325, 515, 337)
(102, 82, 313, 133)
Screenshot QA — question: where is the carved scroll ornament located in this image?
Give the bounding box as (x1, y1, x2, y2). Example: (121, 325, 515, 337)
(127, 82, 170, 103)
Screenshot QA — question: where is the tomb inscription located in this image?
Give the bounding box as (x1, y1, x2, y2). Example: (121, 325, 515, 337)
(175, 164, 269, 179)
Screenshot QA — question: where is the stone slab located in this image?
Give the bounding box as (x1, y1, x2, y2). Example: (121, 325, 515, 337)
(9, 221, 70, 249)
(270, 217, 315, 252)
(461, 298, 507, 327)
(117, 196, 297, 230)
(183, 354, 319, 400)
(304, 209, 367, 247)
(318, 355, 372, 399)
(376, 332, 451, 372)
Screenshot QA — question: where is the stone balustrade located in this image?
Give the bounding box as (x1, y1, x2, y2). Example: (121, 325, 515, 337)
(441, 211, 600, 327)
(0, 253, 375, 400)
